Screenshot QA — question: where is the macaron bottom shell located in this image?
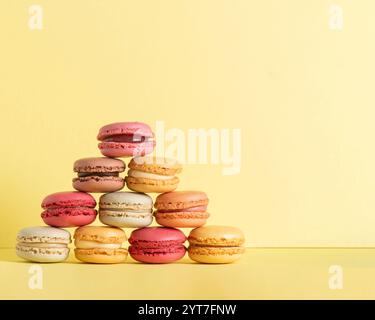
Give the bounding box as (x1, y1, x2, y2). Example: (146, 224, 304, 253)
(73, 177, 124, 193)
(74, 248, 128, 264)
(16, 245, 70, 263)
(98, 141, 155, 158)
(188, 246, 245, 264)
(129, 245, 186, 264)
(125, 176, 179, 193)
(154, 212, 209, 228)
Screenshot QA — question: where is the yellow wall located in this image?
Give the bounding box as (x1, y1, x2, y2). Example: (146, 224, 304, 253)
(1, 0, 374, 247)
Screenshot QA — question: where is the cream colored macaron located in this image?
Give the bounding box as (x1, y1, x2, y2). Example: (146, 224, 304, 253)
(187, 225, 245, 264)
(74, 226, 127, 264)
(99, 192, 153, 228)
(16, 226, 71, 263)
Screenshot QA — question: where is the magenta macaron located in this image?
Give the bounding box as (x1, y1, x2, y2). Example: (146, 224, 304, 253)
(41, 192, 97, 228)
(128, 227, 186, 264)
(97, 122, 155, 158)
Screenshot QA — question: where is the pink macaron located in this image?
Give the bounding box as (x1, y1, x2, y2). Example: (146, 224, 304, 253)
(97, 122, 155, 158)
(128, 227, 186, 264)
(41, 192, 97, 227)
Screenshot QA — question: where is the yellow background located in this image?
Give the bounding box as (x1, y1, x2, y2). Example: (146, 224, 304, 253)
(1, 0, 375, 248)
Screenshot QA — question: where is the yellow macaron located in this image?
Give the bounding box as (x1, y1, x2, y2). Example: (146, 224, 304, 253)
(74, 226, 127, 264)
(187, 225, 245, 264)
(125, 156, 182, 193)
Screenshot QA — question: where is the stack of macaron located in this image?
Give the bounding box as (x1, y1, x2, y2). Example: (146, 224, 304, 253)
(16, 121, 245, 264)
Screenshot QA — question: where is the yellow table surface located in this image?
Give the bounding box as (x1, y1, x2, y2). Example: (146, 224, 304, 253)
(1, 248, 375, 299)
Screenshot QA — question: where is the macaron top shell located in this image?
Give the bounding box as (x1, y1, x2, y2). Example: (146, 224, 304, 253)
(129, 227, 186, 244)
(155, 191, 209, 210)
(188, 226, 245, 247)
(128, 157, 182, 175)
(42, 192, 96, 209)
(74, 226, 126, 243)
(97, 122, 154, 141)
(74, 157, 125, 173)
(100, 192, 153, 210)
(17, 226, 71, 244)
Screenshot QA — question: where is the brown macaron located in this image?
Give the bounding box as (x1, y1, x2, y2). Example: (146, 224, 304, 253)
(73, 157, 125, 193)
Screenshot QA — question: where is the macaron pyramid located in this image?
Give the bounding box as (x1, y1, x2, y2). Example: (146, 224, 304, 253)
(17, 121, 245, 264)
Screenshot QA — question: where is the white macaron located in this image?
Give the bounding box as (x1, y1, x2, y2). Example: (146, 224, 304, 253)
(16, 226, 71, 263)
(99, 192, 153, 228)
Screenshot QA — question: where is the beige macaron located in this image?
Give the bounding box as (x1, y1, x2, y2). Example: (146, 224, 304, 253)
(125, 156, 182, 193)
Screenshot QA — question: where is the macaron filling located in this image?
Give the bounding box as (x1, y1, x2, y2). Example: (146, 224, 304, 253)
(103, 134, 151, 143)
(128, 169, 174, 180)
(101, 206, 152, 212)
(75, 240, 122, 249)
(129, 245, 185, 255)
(41, 207, 97, 218)
(156, 205, 208, 213)
(129, 239, 184, 248)
(18, 242, 68, 248)
(77, 172, 120, 177)
(100, 209, 152, 218)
